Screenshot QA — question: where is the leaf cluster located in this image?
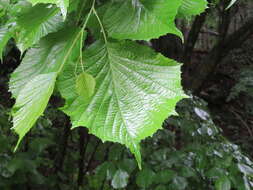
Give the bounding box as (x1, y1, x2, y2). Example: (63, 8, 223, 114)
(0, 0, 210, 165)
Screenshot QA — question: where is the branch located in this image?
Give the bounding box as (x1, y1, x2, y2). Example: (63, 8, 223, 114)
(188, 17, 253, 92)
(77, 128, 90, 187)
(183, 12, 207, 63)
(84, 140, 100, 174)
(54, 116, 71, 173)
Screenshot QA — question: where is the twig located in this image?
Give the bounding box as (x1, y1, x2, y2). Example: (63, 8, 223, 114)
(77, 128, 90, 187)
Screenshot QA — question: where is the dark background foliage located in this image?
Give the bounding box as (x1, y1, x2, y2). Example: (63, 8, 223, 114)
(1, 0, 253, 189)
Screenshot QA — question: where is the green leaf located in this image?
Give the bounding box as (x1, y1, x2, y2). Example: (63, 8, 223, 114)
(12, 72, 57, 150)
(226, 0, 237, 10)
(117, 159, 137, 173)
(177, 0, 208, 18)
(101, 0, 183, 40)
(111, 169, 129, 189)
(171, 176, 188, 190)
(155, 185, 167, 190)
(0, 24, 14, 60)
(16, 4, 63, 52)
(57, 40, 186, 167)
(136, 168, 155, 188)
(75, 72, 96, 101)
(27, 0, 69, 19)
(10, 27, 81, 98)
(9, 27, 82, 148)
(154, 170, 175, 184)
(180, 166, 196, 178)
(215, 176, 231, 190)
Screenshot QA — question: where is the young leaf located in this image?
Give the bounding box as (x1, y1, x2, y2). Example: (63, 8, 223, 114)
(12, 72, 57, 150)
(16, 4, 63, 52)
(177, 0, 208, 18)
(100, 0, 183, 40)
(57, 40, 186, 167)
(27, 0, 69, 19)
(75, 72, 96, 100)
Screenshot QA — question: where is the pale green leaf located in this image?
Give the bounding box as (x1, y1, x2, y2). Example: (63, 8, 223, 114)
(215, 176, 231, 190)
(57, 40, 186, 167)
(9, 26, 82, 149)
(27, 0, 69, 19)
(75, 72, 96, 101)
(226, 0, 237, 10)
(111, 169, 129, 189)
(9, 27, 82, 98)
(16, 4, 63, 52)
(12, 73, 57, 150)
(101, 0, 183, 40)
(0, 25, 14, 60)
(177, 0, 208, 18)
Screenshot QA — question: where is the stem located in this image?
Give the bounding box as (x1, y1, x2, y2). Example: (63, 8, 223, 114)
(92, 6, 108, 44)
(54, 118, 71, 172)
(78, 0, 96, 73)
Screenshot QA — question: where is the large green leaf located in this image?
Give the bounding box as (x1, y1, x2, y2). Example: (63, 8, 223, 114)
(177, 0, 208, 18)
(9, 27, 81, 98)
(9, 27, 82, 148)
(27, 0, 69, 19)
(100, 0, 183, 40)
(12, 73, 57, 150)
(57, 40, 186, 167)
(16, 4, 63, 52)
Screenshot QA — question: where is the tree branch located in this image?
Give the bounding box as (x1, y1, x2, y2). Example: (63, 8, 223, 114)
(183, 12, 207, 63)
(188, 17, 253, 92)
(77, 128, 90, 187)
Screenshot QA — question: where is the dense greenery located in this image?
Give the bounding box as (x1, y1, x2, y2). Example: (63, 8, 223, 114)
(1, 97, 253, 189)
(1, 0, 253, 189)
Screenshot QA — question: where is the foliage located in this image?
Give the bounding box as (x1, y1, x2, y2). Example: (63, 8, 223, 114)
(2, 1, 253, 190)
(0, 0, 210, 164)
(228, 67, 253, 101)
(1, 97, 253, 189)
